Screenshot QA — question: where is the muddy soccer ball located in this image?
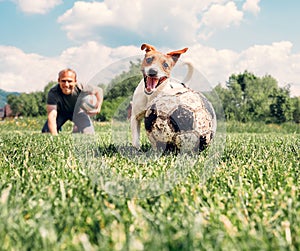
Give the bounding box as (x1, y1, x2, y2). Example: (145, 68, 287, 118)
(144, 90, 216, 153)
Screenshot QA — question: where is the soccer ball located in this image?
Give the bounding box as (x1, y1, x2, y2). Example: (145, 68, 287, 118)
(80, 94, 98, 112)
(144, 89, 216, 153)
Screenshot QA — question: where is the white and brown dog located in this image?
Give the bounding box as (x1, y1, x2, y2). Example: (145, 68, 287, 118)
(131, 43, 193, 149)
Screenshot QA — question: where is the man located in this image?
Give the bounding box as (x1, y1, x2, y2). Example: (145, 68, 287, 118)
(42, 68, 103, 135)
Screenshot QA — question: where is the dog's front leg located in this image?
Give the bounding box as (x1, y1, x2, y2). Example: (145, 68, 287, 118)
(130, 79, 148, 149)
(131, 116, 141, 149)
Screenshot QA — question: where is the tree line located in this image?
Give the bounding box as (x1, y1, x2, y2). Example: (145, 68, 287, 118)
(6, 62, 300, 124)
(211, 71, 299, 124)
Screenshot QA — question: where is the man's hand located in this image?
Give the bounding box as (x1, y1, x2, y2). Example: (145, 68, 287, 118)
(86, 107, 100, 117)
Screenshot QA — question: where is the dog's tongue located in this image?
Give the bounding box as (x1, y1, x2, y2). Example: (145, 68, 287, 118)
(146, 77, 159, 92)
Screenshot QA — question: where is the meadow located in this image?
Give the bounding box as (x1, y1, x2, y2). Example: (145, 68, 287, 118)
(0, 117, 299, 251)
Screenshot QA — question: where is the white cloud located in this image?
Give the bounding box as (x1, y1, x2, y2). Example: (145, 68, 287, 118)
(236, 41, 300, 96)
(12, 0, 62, 14)
(57, 1, 142, 42)
(186, 41, 300, 96)
(58, 41, 140, 85)
(0, 46, 64, 92)
(1, 41, 299, 97)
(243, 0, 261, 15)
(57, 0, 245, 46)
(0, 42, 140, 93)
(201, 2, 243, 29)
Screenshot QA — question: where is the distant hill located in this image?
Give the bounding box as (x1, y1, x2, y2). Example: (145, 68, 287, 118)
(0, 89, 20, 107)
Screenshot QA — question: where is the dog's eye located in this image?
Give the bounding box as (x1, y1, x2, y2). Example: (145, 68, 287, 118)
(146, 57, 153, 64)
(163, 62, 169, 68)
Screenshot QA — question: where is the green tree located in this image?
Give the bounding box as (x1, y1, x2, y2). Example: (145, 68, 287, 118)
(7, 94, 22, 116)
(244, 75, 277, 121)
(269, 87, 294, 123)
(205, 84, 226, 121)
(291, 97, 300, 123)
(214, 71, 298, 124)
(96, 60, 142, 121)
(226, 71, 277, 122)
(7, 91, 46, 117)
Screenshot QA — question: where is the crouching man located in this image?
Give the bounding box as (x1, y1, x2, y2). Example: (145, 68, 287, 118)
(42, 68, 103, 135)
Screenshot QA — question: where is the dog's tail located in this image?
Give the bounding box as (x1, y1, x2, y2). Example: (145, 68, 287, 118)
(182, 61, 194, 83)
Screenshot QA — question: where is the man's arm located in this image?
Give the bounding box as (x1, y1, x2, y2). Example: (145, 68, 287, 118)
(47, 105, 58, 135)
(93, 87, 103, 112)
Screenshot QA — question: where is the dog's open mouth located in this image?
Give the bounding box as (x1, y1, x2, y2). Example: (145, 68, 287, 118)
(144, 75, 167, 94)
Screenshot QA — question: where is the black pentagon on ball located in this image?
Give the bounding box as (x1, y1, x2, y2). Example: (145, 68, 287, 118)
(144, 104, 157, 133)
(169, 105, 194, 132)
(198, 135, 209, 152)
(156, 141, 178, 153)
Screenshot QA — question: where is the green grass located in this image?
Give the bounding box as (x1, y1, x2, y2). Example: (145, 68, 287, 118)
(0, 119, 299, 251)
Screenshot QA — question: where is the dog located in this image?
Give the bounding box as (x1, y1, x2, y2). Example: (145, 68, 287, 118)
(130, 43, 193, 149)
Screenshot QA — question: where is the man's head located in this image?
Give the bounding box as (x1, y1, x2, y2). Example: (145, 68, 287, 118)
(58, 68, 77, 95)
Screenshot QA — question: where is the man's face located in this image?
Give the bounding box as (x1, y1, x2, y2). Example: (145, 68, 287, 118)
(59, 71, 76, 95)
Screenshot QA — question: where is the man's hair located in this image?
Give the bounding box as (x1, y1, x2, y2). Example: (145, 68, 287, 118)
(58, 68, 77, 81)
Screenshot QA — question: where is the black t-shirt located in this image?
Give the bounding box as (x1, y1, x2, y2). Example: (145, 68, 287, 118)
(47, 83, 84, 114)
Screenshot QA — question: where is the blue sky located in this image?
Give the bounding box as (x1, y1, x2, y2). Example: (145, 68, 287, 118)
(0, 0, 300, 96)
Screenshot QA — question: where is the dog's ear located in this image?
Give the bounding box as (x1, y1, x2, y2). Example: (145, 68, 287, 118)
(141, 44, 156, 53)
(167, 48, 188, 63)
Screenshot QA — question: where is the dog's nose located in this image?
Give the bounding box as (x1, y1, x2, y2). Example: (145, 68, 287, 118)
(148, 68, 158, 77)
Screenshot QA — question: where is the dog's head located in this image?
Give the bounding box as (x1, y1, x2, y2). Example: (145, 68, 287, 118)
(141, 43, 188, 95)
